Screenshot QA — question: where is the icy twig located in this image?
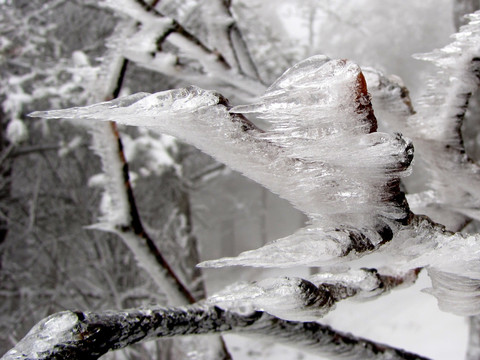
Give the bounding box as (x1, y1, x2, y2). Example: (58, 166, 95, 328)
(363, 67, 416, 132)
(105, 0, 266, 99)
(208, 268, 421, 321)
(0, 305, 430, 360)
(392, 12, 480, 230)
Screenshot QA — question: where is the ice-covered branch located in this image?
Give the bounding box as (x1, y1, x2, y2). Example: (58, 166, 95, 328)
(363, 67, 416, 133)
(206, 210, 480, 316)
(208, 268, 421, 321)
(35, 55, 480, 315)
(31, 56, 415, 274)
(386, 11, 480, 230)
(1, 305, 430, 360)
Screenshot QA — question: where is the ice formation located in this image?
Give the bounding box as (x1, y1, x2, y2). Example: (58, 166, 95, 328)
(207, 268, 419, 321)
(2, 311, 78, 360)
(31, 57, 413, 269)
(30, 44, 480, 317)
(367, 12, 480, 231)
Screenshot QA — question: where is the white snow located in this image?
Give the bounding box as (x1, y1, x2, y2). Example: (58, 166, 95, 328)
(58, 135, 82, 157)
(88, 122, 131, 226)
(6, 118, 28, 144)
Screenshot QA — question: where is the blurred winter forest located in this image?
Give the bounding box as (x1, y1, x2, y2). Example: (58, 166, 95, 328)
(2, 0, 480, 359)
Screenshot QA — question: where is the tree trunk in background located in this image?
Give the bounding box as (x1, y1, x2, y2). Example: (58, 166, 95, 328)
(0, 103, 12, 271)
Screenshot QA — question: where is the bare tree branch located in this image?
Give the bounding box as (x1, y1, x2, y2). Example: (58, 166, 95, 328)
(107, 121, 196, 304)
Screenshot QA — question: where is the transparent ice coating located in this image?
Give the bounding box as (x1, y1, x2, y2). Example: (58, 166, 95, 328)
(207, 277, 329, 321)
(29, 53, 480, 316)
(371, 216, 480, 316)
(404, 11, 480, 225)
(2, 311, 77, 360)
(207, 269, 416, 321)
(31, 57, 413, 269)
(199, 223, 383, 268)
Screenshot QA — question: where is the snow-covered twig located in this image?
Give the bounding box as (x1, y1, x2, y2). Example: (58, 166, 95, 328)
(70, 9, 232, 358)
(66, 10, 198, 306)
(203, 0, 263, 80)
(0, 305, 430, 360)
(89, 121, 196, 305)
(103, 0, 266, 100)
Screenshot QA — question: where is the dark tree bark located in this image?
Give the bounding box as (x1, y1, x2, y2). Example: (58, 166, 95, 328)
(1, 305, 430, 360)
(0, 101, 13, 271)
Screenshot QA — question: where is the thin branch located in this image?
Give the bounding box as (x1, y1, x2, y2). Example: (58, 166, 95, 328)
(188, 163, 226, 183)
(1, 305, 430, 360)
(133, 0, 231, 70)
(108, 122, 196, 304)
(209, 0, 263, 81)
